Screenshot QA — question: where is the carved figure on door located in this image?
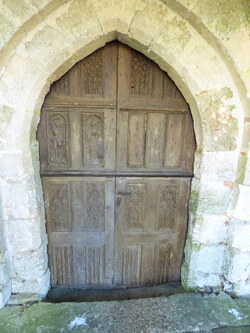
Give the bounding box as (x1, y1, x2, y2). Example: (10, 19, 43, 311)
(48, 114, 67, 165)
(83, 115, 104, 167)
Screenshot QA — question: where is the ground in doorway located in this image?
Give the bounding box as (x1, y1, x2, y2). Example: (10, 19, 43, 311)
(45, 282, 184, 302)
(0, 292, 249, 332)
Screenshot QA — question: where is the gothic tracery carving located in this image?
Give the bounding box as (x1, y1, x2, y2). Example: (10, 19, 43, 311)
(81, 48, 103, 94)
(50, 183, 70, 230)
(163, 74, 183, 99)
(130, 51, 150, 95)
(158, 186, 177, 229)
(126, 185, 145, 229)
(85, 183, 105, 231)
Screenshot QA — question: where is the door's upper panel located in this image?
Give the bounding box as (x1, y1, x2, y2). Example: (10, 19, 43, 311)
(117, 44, 195, 175)
(116, 110, 195, 174)
(45, 43, 117, 107)
(118, 44, 188, 111)
(38, 107, 116, 174)
(38, 42, 195, 176)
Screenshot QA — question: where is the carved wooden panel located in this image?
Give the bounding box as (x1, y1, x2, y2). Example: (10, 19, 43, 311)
(154, 244, 171, 284)
(85, 182, 105, 231)
(51, 245, 74, 286)
(122, 245, 142, 286)
(49, 183, 71, 231)
(126, 184, 145, 230)
(80, 48, 104, 95)
(158, 186, 178, 230)
(130, 50, 151, 95)
(50, 48, 104, 97)
(127, 114, 146, 167)
(46, 112, 69, 167)
(145, 113, 166, 168)
(38, 107, 116, 173)
(43, 177, 115, 288)
(82, 113, 104, 167)
(118, 43, 189, 110)
(85, 245, 105, 284)
(164, 114, 185, 168)
(44, 42, 117, 105)
(115, 177, 191, 286)
(163, 74, 183, 99)
(50, 73, 70, 96)
(117, 111, 190, 173)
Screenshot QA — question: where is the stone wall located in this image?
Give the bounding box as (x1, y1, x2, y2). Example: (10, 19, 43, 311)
(0, 0, 249, 307)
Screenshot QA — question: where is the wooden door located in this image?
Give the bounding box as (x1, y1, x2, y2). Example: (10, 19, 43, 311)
(38, 42, 195, 289)
(115, 177, 190, 286)
(114, 44, 195, 287)
(38, 43, 118, 288)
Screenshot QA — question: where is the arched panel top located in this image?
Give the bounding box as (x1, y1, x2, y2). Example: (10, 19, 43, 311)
(45, 43, 118, 107)
(38, 42, 195, 176)
(44, 42, 189, 112)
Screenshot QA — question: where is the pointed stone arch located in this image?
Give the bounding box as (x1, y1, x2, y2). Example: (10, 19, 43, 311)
(0, 0, 248, 307)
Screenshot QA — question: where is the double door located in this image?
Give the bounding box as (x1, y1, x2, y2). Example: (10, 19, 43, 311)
(38, 42, 195, 288)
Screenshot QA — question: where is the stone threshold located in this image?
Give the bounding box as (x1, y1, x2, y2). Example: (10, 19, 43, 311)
(1, 291, 249, 332)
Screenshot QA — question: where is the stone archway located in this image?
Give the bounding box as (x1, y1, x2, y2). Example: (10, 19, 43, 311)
(0, 0, 249, 307)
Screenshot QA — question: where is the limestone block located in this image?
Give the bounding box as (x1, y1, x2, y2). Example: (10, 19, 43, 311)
(47, 0, 103, 41)
(0, 54, 45, 108)
(6, 218, 46, 254)
(7, 293, 42, 305)
(0, 0, 42, 28)
(150, 9, 194, 58)
(17, 24, 65, 68)
(201, 151, 236, 182)
(116, 0, 138, 35)
(86, 0, 117, 34)
(242, 140, 250, 186)
(0, 256, 10, 287)
(195, 179, 233, 215)
(12, 269, 50, 296)
(180, 0, 250, 97)
(0, 105, 15, 151)
(189, 245, 225, 276)
(1, 179, 43, 220)
(0, 107, 39, 152)
(11, 240, 48, 281)
(128, 0, 168, 46)
(0, 282, 11, 309)
(0, 151, 38, 182)
(233, 184, 250, 221)
(0, 14, 15, 49)
(235, 283, 250, 297)
(231, 219, 250, 251)
(183, 269, 222, 290)
(227, 253, 250, 291)
(197, 88, 239, 152)
(192, 214, 228, 244)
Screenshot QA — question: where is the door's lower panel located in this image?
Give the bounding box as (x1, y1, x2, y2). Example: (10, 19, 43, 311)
(42, 176, 115, 288)
(114, 177, 191, 287)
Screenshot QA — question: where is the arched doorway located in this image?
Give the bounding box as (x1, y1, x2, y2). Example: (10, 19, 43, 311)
(37, 41, 196, 289)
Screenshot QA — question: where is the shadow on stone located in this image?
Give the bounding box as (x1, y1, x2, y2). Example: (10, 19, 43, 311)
(44, 282, 184, 303)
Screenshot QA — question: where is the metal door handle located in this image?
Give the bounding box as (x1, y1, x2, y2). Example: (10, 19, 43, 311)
(117, 197, 121, 207)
